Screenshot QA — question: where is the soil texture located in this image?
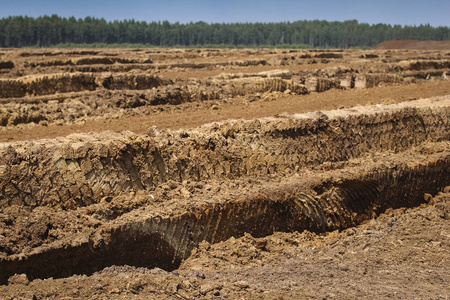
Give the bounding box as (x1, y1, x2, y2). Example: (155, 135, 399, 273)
(0, 48, 449, 299)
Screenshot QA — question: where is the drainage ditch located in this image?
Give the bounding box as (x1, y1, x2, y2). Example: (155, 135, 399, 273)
(0, 153, 448, 284)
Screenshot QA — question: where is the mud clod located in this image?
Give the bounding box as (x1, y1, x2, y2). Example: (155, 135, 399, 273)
(8, 274, 29, 285)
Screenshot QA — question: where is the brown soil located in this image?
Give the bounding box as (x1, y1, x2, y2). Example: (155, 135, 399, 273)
(1, 80, 450, 143)
(375, 40, 450, 50)
(0, 48, 449, 299)
(1, 190, 449, 299)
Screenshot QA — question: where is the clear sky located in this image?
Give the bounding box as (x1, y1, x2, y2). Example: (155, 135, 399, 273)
(1, 0, 449, 27)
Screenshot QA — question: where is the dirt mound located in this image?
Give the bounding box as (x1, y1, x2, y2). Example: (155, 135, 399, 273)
(75, 57, 147, 65)
(18, 51, 105, 57)
(314, 53, 343, 59)
(1, 97, 448, 209)
(101, 74, 168, 90)
(374, 40, 450, 50)
(227, 77, 308, 96)
(0, 80, 26, 98)
(365, 73, 403, 88)
(27, 74, 98, 96)
(407, 60, 450, 71)
(0, 61, 14, 70)
(0, 74, 170, 98)
(24, 60, 74, 68)
(0, 74, 98, 98)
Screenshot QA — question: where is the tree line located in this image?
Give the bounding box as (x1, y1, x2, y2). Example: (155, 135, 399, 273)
(0, 15, 449, 48)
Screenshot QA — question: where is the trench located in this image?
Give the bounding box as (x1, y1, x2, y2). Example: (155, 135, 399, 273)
(0, 155, 448, 285)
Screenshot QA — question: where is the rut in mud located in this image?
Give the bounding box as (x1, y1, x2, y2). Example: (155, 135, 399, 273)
(0, 97, 449, 284)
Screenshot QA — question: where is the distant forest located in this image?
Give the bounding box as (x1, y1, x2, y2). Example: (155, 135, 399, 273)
(1, 15, 449, 48)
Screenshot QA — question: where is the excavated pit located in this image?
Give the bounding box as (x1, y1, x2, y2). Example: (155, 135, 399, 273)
(0, 97, 449, 285)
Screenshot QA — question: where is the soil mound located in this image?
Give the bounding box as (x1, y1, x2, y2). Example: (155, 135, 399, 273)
(1, 97, 448, 209)
(374, 40, 450, 50)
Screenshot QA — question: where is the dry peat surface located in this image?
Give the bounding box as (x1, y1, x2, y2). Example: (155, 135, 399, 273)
(0, 46, 450, 299)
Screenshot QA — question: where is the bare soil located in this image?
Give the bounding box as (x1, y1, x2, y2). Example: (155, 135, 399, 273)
(1, 191, 449, 299)
(1, 80, 450, 143)
(0, 48, 449, 299)
(375, 40, 450, 50)
(1, 47, 449, 143)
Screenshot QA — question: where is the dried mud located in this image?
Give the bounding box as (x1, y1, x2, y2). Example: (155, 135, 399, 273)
(0, 48, 449, 299)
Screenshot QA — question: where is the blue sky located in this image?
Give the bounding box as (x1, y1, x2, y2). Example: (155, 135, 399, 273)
(1, 0, 449, 27)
